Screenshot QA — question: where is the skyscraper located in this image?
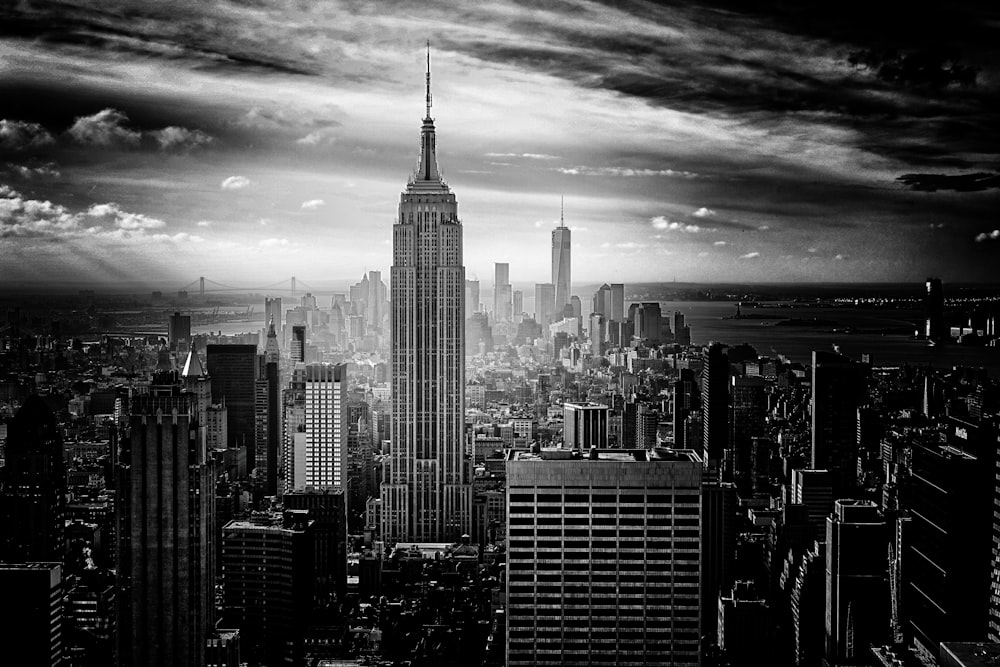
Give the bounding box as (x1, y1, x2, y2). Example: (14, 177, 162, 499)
(118, 388, 215, 667)
(465, 279, 480, 313)
(506, 448, 703, 666)
(702, 343, 730, 479)
(0, 395, 66, 563)
(610, 283, 624, 323)
(825, 500, 889, 666)
(925, 277, 946, 341)
(551, 203, 571, 311)
(494, 262, 511, 322)
(811, 351, 867, 494)
(207, 344, 258, 471)
(0, 563, 65, 667)
(382, 47, 471, 543)
(302, 363, 348, 491)
(562, 402, 609, 449)
(534, 282, 554, 329)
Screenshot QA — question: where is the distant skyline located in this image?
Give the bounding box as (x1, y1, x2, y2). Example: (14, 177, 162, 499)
(1, 1, 998, 286)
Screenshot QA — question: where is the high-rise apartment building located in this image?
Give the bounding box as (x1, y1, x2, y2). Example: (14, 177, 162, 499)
(382, 50, 472, 543)
(506, 448, 703, 667)
(0, 395, 66, 563)
(118, 388, 215, 667)
(552, 211, 571, 311)
(302, 363, 348, 491)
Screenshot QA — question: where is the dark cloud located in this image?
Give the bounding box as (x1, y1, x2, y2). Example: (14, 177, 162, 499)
(847, 48, 979, 89)
(897, 172, 1000, 192)
(0, 118, 55, 150)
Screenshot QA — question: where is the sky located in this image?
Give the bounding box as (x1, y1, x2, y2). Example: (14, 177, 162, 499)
(1, 0, 998, 290)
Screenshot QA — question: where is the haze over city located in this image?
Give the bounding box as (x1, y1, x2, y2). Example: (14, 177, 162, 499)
(1, 1, 998, 289)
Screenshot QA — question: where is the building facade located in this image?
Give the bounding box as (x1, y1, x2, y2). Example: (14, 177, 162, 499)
(506, 448, 702, 667)
(382, 51, 472, 543)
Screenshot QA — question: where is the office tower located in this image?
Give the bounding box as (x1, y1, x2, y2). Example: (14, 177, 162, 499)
(730, 376, 767, 491)
(168, 311, 192, 352)
(301, 363, 348, 491)
(290, 325, 306, 363)
(0, 563, 64, 666)
(811, 351, 866, 494)
(925, 277, 946, 341)
(506, 448, 703, 667)
(570, 295, 582, 319)
(592, 283, 612, 319)
(207, 344, 258, 470)
(634, 302, 663, 343)
(495, 262, 511, 321)
(672, 368, 696, 449)
(221, 510, 314, 666)
(610, 283, 624, 323)
(382, 50, 472, 543)
(636, 402, 660, 449)
(825, 500, 889, 666)
(791, 469, 834, 540)
(552, 209, 571, 311)
(284, 488, 348, 601)
(512, 289, 523, 317)
(562, 402, 609, 449)
(465, 279, 480, 313)
(908, 419, 995, 653)
(0, 395, 66, 563)
(118, 390, 215, 667)
(181, 348, 211, 434)
(534, 282, 554, 329)
(702, 343, 729, 479)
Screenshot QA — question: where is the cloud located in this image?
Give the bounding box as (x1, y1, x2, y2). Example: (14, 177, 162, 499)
(975, 230, 1000, 242)
(713, 241, 727, 246)
(847, 48, 979, 89)
(67, 109, 142, 147)
(196, 220, 213, 227)
(834, 254, 845, 260)
(807, 247, 819, 253)
(0, 120, 55, 150)
(258, 237, 290, 247)
(86, 203, 166, 230)
(5, 162, 60, 179)
(300, 199, 325, 210)
(758, 225, 770, 231)
(296, 129, 336, 146)
(739, 252, 761, 259)
(897, 172, 1000, 192)
(650, 216, 704, 233)
(569, 226, 587, 232)
(152, 126, 214, 151)
(692, 207, 716, 218)
(485, 152, 560, 160)
(221, 175, 251, 190)
(558, 166, 698, 178)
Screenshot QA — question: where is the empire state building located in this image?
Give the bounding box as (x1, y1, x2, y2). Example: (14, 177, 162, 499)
(382, 47, 471, 543)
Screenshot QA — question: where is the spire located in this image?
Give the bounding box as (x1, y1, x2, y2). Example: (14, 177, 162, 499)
(560, 195, 565, 227)
(180, 347, 207, 378)
(411, 40, 444, 186)
(267, 315, 276, 338)
(425, 40, 433, 121)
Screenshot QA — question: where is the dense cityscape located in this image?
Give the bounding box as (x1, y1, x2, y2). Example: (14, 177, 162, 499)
(3, 3, 1000, 667)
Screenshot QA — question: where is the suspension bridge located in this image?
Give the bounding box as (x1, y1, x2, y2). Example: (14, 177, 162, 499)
(176, 276, 321, 296)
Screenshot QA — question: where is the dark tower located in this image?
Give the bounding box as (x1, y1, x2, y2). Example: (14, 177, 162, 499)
(117, 388, 216, 667)
(0, 395, 66, 563)
(206, 344, 258, 473)
(702, 343, 729, 480)
(811, 351, 867, 495)
(924, 277, 946, 342)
